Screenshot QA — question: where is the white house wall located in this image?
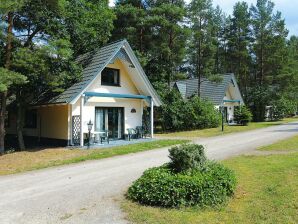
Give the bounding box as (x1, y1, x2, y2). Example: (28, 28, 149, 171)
(222, 84, 242, 122)
(72, 98, 143, 134)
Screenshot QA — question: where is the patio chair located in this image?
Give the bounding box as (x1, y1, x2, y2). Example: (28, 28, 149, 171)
(136, 126, 144, 139)
(98, 130, 109, 144)
(127, 128, 137, 141)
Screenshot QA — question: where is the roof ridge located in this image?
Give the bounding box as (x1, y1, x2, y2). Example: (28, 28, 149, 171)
(175, 73, 234, 83)
(76, 39, 126, 60)
(105, 39, 126, 46)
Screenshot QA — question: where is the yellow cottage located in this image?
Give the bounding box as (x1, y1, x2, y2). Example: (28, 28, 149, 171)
(6, 40, 162, 147)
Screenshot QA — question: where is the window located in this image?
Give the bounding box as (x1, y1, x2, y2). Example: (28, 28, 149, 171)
(25, 109, 37, 129)
(101, 68, 120, 86)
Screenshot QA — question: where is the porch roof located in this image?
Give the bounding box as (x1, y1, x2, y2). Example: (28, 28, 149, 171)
(223, 99, 241, 103)
(84, 92, 151, 102)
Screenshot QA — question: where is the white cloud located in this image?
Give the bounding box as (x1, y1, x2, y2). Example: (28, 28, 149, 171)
(109, 0, 115, 7)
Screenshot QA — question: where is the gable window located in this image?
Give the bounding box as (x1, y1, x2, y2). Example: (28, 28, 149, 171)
(25, 109, 37, 129)
(101, 68, 120, 86)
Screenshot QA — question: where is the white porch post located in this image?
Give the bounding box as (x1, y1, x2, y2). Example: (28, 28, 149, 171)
(150, 97, 154, 138)
(80, 94, 84, 147)
(68, 104, 73, 146)
(140, 100, 144, 126)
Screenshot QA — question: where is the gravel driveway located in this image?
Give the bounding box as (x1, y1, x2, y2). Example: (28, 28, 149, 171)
(0, 122, 297, 224)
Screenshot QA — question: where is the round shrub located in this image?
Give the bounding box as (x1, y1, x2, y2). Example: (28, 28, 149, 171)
(169, 144, 207, 173)
(127, 162, 236, 208)
(127, 144, 237, 208)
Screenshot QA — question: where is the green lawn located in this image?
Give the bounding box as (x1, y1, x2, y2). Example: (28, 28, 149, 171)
(258, 135, 298, 151)
(0, 139, 188, 175)
(156, 117, 298, 138)
(123, 153, 298, 224)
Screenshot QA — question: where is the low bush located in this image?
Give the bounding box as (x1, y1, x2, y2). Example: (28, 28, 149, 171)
(268, 97, 297, 121)
(234, 106, 253, 125)
(127, 144, 237, 208)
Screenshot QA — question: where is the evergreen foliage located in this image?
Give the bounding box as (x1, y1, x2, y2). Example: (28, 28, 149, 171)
(169, 144, 207, 173)
(234, 106, 253, 125)
(158, 88, 221, 131)
(268, 97, 297, 121)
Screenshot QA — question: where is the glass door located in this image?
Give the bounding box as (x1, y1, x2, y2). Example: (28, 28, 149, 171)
(95, 108, 106, 132)
(95, 107, 124, 140)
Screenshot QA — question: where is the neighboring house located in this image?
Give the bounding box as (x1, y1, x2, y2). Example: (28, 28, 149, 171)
(6, 40, 162, 147)
(172, 74, 244, 122)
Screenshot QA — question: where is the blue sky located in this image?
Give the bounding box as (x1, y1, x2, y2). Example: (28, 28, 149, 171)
(109, 0, 298, 36)
(212, 0, 298, 37)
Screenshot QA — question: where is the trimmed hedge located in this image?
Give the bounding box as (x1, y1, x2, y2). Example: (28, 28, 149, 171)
(127, 144, 237, 208)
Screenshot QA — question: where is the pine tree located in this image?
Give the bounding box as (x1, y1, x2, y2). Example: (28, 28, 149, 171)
(226, 1, 251, 100)
(145, 0, 188, 86)
(188, 0, 216, 96)
(250, 0, 288, 121)
(0, 0, 27, 153)
(212, 6, 228, 74)
(112, 0, 151, 66)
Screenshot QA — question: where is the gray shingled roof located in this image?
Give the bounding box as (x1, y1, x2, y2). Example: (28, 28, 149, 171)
(47, 40, 126, 104)
(173, 74, 237, 105)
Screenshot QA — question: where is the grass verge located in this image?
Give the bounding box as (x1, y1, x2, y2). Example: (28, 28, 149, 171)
(156, 117, 298, 138)
(122, 153, 298, 224)
(258, 135, 298, 151)
(0, 139, 188, 175)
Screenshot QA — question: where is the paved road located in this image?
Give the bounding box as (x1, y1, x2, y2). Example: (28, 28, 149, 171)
(0, 122, 297, 224)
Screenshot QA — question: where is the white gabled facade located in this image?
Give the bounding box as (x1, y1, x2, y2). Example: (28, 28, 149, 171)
(71, 59, 147, 143)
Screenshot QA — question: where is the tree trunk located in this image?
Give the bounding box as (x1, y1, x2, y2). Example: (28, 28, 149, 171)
(16, 92, 25, 150)
(0, 12, 14, 154)
(0, 92, 7, 154)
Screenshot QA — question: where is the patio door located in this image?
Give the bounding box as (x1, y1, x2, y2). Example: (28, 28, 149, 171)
(95, 107, 124, 140)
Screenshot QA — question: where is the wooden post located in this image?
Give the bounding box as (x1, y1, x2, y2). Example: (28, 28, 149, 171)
(80, 95, 84, 147)
(150, 97, 154, 138)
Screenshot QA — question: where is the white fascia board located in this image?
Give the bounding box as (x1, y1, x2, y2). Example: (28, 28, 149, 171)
(123, 42, 163, 106)
(231, 74, 244, 104)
